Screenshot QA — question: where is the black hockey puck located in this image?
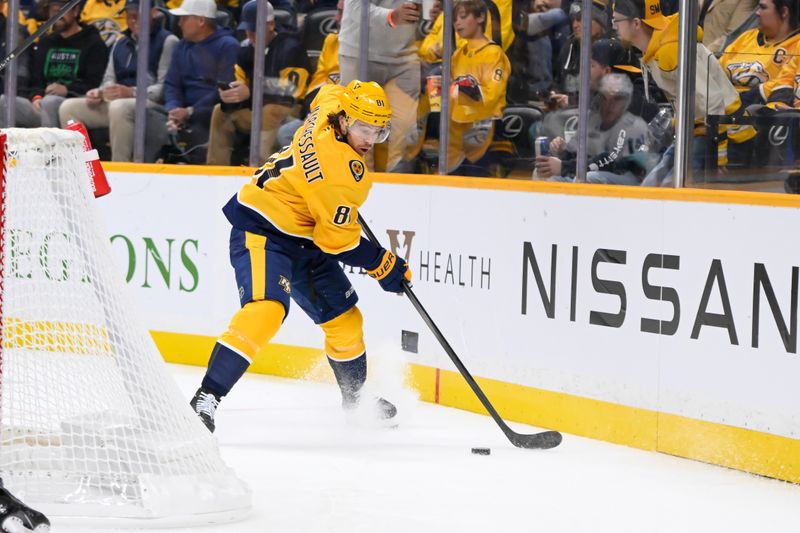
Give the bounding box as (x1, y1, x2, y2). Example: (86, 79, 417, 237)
(471, 447, 491, 455)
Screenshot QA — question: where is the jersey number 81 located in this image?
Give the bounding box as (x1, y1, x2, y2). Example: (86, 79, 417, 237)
(333, 205, 352, 225)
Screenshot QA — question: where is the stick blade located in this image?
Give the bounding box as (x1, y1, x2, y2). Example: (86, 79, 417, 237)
(510, 430, 562, 450)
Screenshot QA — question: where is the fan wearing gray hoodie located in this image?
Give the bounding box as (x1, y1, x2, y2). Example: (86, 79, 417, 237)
(338, 0, 422, 172)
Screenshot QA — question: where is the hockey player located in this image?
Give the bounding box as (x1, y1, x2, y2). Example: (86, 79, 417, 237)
(0, 480, 50, 532)
(190, 80, 410, 432)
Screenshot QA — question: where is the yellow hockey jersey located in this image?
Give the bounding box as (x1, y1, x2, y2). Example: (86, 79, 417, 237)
(720, 28, 800, 101)
(418, 0, 514, 63)
(80, 0, 127, 32)
(223, 84, 372, 257)
(441, 38, 510, 171)
(308, 32, 340, 93)
(450, 38, 510, 123)
(2, 4, 39, 37)
(768, 52, 800, 106)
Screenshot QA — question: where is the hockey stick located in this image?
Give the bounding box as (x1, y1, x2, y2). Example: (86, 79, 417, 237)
(358, 214, 562, 450)
(0, 0, 84, 73)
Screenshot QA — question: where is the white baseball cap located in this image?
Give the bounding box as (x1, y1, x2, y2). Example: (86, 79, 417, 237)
(169, 0, 217, 18)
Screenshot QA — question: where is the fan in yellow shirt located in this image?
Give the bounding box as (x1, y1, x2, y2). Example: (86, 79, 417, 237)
(614, 0, 746, 182)
(80, 0, 127, 46)
(719, 0, 800, 106)
(418, 0, 514, 64)
(417, 0, 511, 174)
(766, 52, 800, 107)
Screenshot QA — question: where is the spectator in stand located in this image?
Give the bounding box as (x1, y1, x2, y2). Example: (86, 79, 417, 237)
(0, 0, 108, 127)
(420, 0, 515, 58)
(718, 0, 798, 163)
(0, 4, 30, 101)
(511, 0, 568, 100)
(759, 1, 800, 107)
(535, 73, 650, 184)
(549, 0, 609, 108)
(1, 1, 37, 39)
(700, 0, 758, 54)
(59, 0, 178, 161)
(589, 37, 659, 121)
(766, 52, 800, 108)
(613, 0, 746, 185)
(720, 0, 800, 106)
(535, 20, 622, 147)
(444, 0, 510, 174)
(276, 0, 342, 148)
(80, 0, 128, 47)
(81, 0, 127, 28)
(206, 0, 310, 166)
(163, 0, 239, 163)
(338, 0, 420, 172)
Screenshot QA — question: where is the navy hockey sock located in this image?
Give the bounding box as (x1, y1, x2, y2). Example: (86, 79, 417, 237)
(327, 352, 367, 405)
(202, 342, 251, 397)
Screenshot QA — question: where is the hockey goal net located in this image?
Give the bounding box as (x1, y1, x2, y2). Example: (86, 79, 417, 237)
(0, 128, 250, 524)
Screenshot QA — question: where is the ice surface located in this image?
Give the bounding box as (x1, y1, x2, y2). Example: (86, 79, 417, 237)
(55, 362, 800, 532)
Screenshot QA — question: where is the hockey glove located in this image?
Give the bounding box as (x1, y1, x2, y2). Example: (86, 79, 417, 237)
(453, 75, 482, 102)
(367, 250, 412, 294)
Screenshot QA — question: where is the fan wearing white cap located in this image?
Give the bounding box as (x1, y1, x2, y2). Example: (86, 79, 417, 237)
(161, 0, 239, 162)
(338, 0, 421, 172)
(206, 0, 312, 165)
(169, 0, 218, 18)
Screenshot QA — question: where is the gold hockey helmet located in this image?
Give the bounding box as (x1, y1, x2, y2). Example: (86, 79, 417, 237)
(339, 80, 392, 128)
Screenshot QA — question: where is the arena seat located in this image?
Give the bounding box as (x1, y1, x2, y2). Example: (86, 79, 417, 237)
(502, 105, 544, 161)
(302, 8, 337, 71)
(274, 7, 297, 32)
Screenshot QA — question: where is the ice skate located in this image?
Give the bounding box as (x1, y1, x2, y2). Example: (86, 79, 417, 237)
(0, 487, 50, 533)
(190, 387, 221, 433)
(342, 390, 398, 428)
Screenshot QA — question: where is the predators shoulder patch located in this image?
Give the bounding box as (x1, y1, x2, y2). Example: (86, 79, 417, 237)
(349, 160, 365, 182)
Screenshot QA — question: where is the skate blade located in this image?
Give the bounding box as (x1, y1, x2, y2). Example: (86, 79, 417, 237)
(1, 515, 36, 533)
